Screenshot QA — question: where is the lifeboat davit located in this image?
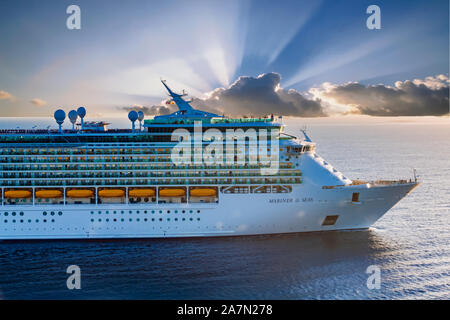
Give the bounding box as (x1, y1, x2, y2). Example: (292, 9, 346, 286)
(129, 189, 155, 197)
(35, 190, 63, 198)
(190, 188, 217, 197)
(4, 190, 32, 199)
(159, 188, 185, 197)
(98, 189, 125, 197)
(67, 189, 94, 198)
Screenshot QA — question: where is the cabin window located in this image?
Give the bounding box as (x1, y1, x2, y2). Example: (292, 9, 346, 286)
(322, 215, 339, 226)
(352, 192, 360, 202)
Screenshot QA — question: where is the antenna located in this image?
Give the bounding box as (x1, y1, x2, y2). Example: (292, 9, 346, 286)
(68, 110, 78, 130)
(77, 107, 86, 130)
(54, 109, 66, 133)
(128, 110, 138, 132)
(137, 111, 144, 131)
(300, 126, 312, 142)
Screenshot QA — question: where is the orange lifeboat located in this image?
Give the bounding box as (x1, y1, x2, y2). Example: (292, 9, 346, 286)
(159, 188, 185, 197)
(35, 190, 63, 198)
(98, 189, 125, 198)
(4, 190, 32, 199)
(129, 189, 155, 197)
(67, 189, 94, 198)
(190, 188, 217, 197)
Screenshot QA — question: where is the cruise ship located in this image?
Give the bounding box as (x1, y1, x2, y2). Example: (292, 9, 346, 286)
(0, 80, 419, 240)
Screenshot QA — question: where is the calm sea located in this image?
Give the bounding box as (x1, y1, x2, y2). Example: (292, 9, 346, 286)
(0, 116, 449, 299)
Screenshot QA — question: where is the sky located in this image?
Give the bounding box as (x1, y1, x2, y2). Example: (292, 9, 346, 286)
(0, 0, 448, 118)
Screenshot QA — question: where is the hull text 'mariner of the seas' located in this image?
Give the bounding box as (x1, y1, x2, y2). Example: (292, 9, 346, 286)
(0, 80, 419, 240)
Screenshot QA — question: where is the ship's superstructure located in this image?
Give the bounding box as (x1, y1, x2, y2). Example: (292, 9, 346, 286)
(0, 81, 419, 240)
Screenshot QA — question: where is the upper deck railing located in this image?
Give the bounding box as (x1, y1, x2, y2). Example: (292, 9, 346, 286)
(144, 117, 277, 125)
(0, 129, 135, 136)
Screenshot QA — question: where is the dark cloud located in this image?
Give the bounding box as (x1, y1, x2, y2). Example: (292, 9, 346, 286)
(120, 104, 175, 116)
(120, 74, 449, 118)
(314, 75, 449, 116)
(192, 73, 326, 117)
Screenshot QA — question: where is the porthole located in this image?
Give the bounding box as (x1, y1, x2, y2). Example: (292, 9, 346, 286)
(167, 210, 170, 214)
(197, 210, 200, 213)
(136, 218, 140, 222)
(144, 210, 147, 214)
(4, 212, 8, 216)
(152, 218, 155, 221)
(4, 219, 7, 223)
(35, 219, 39, 223)
(113, 218, 117, 222)
(144, 218, 147, 222)
(113, 211, 117, 214)
(43, 219, 47, 223)
(20, 219, 23, 223)
(159, 210, 162, 214)
(20, 212, 24, 216)
(167, 218, 170, 221)
(175, 218, 178, 221)
(189, 210, 193, 213)
(58, 212, 62, 216)
(50, 212, 55, 216)
(189, 218, 193, 221)
(182, 210, 185, 214)
(28, 219, 31, 223)
(98, 219, 102, 222)
(106, 218, 109, 222)
(90, 211, 94, 214)
(129, 218, 132, 221)
(91, 219, 94, 222)
(197, 218, 200, 221)
(43, 212, 47, 216)
(159, 218, 162, 221)
(106, 211, 109, 214)
(137, 210, 140, 214)
(12, 212, 16, 216)
(51, 219, 55, 223)
(121, 218, 124, 222)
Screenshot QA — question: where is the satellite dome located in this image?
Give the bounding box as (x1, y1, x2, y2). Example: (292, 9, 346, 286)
(54, 109, 66, 124)
(68, 110, 78, 124)
(77, 106, 86, 118)
(137, 111, 144, 121)
(128, 110, 138, 122)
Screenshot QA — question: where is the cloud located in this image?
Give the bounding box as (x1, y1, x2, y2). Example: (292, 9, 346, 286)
(30, 98, 47, 106)
(119, 74, 449, 118)
(0, 90, 15, 101)
(310, 75, 449, 116)
(120, 104, 175, 116)
(191, 73, 325, 117)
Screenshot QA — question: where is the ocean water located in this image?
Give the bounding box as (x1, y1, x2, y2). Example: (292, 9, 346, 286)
(0, 116, 449, 299)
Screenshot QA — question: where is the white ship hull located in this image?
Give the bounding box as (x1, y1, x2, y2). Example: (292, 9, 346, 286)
(0, 81, 420, 240)
(0, 182, 418, 240)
